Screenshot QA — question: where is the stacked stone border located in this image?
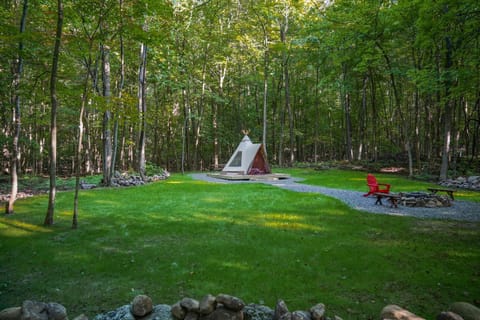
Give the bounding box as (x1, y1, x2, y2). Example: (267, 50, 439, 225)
(1, 295, 479, 320)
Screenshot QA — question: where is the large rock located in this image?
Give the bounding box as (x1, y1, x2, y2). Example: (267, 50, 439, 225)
(200, 307, 243, 320)
(46, 303, 67, 320)
(93, 305, 135, 320)
(291, 311, 310, 320)
(216, 295, 245, 312)
(0, 307, 22, 320)
(184, 312, 199, 320)
(380, 305, 425, 320)
(171, 302, 186, 320)
(467, 176, 480, 184)
(437, 311, 464, 320)
(143, 305, 173, 320)
(273, 301, 289, 320)
(72, 315, 88, 320)
(448, 302, 480, 320)
(243, 304, 273, 320)
(21, 301, 48, 320)
(309, 304, 325, 320)
(180, 299, 200, 313)
(199, 295, 217, 315)
(131, 295, 153, 317)
(3, 302, 66, 320)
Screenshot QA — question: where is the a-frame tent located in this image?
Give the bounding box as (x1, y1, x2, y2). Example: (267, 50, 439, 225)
(222, 135, 271, 175)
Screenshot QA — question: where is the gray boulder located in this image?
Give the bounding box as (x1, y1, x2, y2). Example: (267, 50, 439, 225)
(380, 305, 425, 320)
(273, 301, 289, 320)
(93, 305, 134, 320)
(131, 295, 153, 317)
(144, 305, 173, 320)
(291, 311, 310, 320)
(243, 304, 273, 320)
(216, 295, 245, 312)
(21, 301, 48, 320)
(448, 302, 480, 320)
(180, 299, 200, 313)
(200, 307, 243, 320)
(46, 303, 67, 320)
(437, 311, 464, 320)
(309, 304, 325, 320)
(171, 302, 186, 320)
(199, 295, 217, 315)
(0, 307, 22, 320)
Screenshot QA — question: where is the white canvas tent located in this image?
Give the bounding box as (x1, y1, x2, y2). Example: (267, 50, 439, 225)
(222, 135, 270, 175)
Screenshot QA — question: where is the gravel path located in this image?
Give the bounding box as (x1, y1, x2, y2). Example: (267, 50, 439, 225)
(190, 173, 480, 222)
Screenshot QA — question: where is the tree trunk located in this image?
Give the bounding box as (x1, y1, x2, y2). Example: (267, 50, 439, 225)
(73, 66, 90, 229)
(369, 69, 378, 161)
(342, 64, 353, 161)
(138, 41, 147, 180)
(357, 74, 368, 161)
(44, 0, 63, 226)
(314, 66, 320, 163)
(110, 0, 125, 179)
(280, 12, 294, 165)
(440, 33, 453, 181)
(6, 0, 28, 215)
(262, 37, 268, 155)
(102, 44, 112, 186)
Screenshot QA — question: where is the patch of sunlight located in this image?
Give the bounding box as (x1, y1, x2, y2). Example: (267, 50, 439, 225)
(446, 250, 479, 259)
(202, 197, 224, 203)
(327, 209, 347, 215)
(262, 221, 323, 231)
(192, 212, 232, 223)
(0, 219, 53, 237)
(167, 181, 184, 184)
(262, 213, 302, 221)
(59, 210, 73, 217)
(246, 212, 326, 231)
(455, 191, 480, 200)
(221, 261, 251, 271)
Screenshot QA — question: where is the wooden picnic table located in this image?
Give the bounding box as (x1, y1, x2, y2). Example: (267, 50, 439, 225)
(427, 187, 456, 200)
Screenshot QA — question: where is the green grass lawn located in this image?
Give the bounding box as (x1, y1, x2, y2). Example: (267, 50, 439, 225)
(1, 169, 479, 320)
(276, 168, 480, 202)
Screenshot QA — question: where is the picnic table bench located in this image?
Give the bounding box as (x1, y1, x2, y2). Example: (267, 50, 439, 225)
(373, 192, 402, 208)
(427, 187, 456, 200)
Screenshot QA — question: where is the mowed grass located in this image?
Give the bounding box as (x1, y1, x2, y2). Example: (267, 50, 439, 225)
(0, 170, 479, 320)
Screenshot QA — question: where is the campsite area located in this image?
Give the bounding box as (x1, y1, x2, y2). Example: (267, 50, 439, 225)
(2, 1, 480, 320)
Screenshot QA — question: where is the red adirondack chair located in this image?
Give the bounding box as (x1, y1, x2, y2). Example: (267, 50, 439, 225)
(363, 173, 391, 197)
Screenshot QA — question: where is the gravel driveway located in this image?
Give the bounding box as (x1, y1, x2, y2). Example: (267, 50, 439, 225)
(190, 173, 480, 222)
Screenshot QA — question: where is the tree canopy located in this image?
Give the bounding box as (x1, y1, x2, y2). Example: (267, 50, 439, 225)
(1, 0, 479, 180)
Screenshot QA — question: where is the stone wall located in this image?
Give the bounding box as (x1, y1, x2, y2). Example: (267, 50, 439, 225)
(1, 294, 480, 320)
(438, 176, 480, 191)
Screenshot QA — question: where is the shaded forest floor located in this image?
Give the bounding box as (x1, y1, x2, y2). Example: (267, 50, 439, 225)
(0, 174, 102, 202)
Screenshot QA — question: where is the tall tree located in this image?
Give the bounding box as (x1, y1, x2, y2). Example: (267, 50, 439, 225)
(6, 0, 28, 215)
(137, 36, 147, 180)
(44, 0, 63, 226)
(101, 43, 113, 186)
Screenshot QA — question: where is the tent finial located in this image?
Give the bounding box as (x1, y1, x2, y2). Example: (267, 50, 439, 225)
(242, 129, 250, 135)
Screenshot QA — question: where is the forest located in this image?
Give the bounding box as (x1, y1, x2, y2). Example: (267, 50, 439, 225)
(1, 0, 480, 183)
